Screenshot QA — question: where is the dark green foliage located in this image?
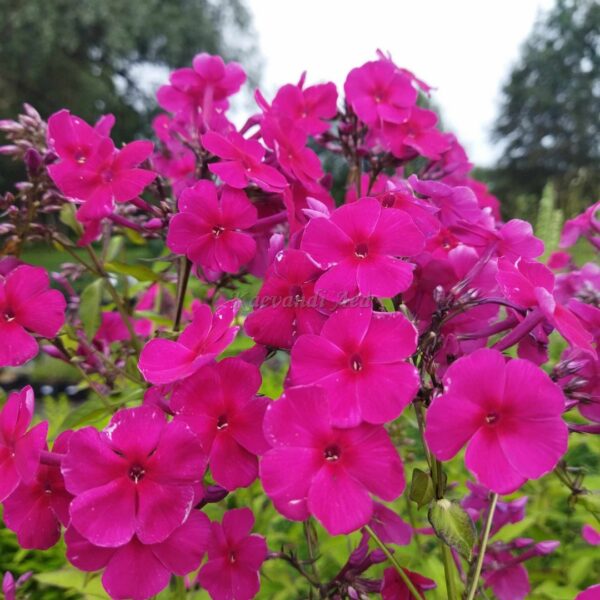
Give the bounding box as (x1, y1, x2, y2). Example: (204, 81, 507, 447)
(491, 0, 600, 219)
(0, 0, 260, 185)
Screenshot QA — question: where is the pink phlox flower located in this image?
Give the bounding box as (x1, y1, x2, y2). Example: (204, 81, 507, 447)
(138, 299, 240, 384)
(425, 348, 568, 494)
(0, 264, 66, 366)
(157, 52, 245, 125)
(344, 59, 417, 126)
(3, 431, 73, 549)
(283, 181, 335, 234)
(370, 502, 412, 546)
(202, 130, 288, 192)
(462, 481, 528, 536)
(291, 307, 419, 427)
(555, 261, 600, 305)
(170, 357, 269, 490)
(582, 524, 600, 545)
(0, 386, 48, 502)
(576, 584, 600, 599)
(381, 106, 450, 160)
(245, 249, 329, 349)
(66, 510, 210, 600)
(266, 79, 338, 135)
(560, 201, 600, 250)
(167, 181, 257, 273)
(408, 175, 482, 227)
(381, 567, 437, 599)
(260, 386, 406, 534)
(61, 405, 206, 547)
(2, 572, 33, 600)
(301, 197, 425, 301)
(48, 114, 155, 222)
(497, 257, 596, 356)
(261, 116, 324, 188)
(198, 508, 267, 600)
(452, 219, 545, 260)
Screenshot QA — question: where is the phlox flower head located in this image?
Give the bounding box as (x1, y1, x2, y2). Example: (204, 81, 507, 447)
(157, 52, 245, 125)
(301, 197, 425, 301)
(170, 357, 269, 491)
(202, 130, 288, 192)
(244, 249, 328, 349)
(425, 349, 568, 494)
(0, 264, 66, 366)
(47, 111, 155, 222)
(66, 510, 210, 600)
(61, 406, 206, 547)
(3, 431, 73, 550)
(290, 307, 419, 427)
(198, 508, 267, 600)
(0, 385, 48, 502)
(260, 386, 406, 535)
(138, 299, 240, 384)
(344, 58, 417, 126)
(167, 180, 257, 273)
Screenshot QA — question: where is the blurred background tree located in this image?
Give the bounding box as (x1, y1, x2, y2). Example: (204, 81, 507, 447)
(486, 0, 600, 221)
(0, 0, 260, 185)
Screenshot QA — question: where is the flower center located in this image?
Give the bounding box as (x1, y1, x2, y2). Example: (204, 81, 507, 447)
(350, 354, 363, 372)
(101, 169, 114, 183)
(229, 551, 237, 564)
(354, 243, 369, 259)
(3, 309, 15, 322)
(290, 285, 303, 304)
(381, 193, 395, 208)
(128, 464, 146, 483)
(74, 150, 87, 164)
(324, 445, 341, 462)
(217, 415, 229, 430)
(212, 225, 225, 238)
(485, 412, 500, 425)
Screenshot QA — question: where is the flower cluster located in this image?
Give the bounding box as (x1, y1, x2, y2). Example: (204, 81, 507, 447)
(0, 50, 598, 600)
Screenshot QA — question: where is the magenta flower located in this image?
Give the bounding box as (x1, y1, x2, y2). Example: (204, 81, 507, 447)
(138, 300, 240, 384)
(48, 115, 155, 221)
(0, 264, 66, 366)
(3, 431, 73, 549)
(61, 406, 206, 547)
(582, 524, 600, 545)
(202, 131, 288, 192)
(425, 349, 568, 494)
(370, 502, 412, 546)
(157, 52, 246, 122)
(245, 249, 328, 349)
(171, 358, 269, 490)
(167, 181, 257, 273)
(497, 258, 595, 355)
(269, 80, 338, 135)
(381, 567, 436, 599)
(47, 109, 110, 165)
(290, 307, 419, 427)
(260, 386, 406, 535)
(577, 585, 600, 600)
(301, 197, 425, 301)
(198, 508, 268, 600)
(66, 510, 210, 600)
(344, 59, 417, 126)
(0, 386, 48, 502)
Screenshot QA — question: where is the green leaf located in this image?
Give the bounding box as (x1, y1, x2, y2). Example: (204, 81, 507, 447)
(59, 203, 83, 234)
(577, 491, 600, 515)
(105, 260, 160, 282)
(428, 498, 477, 560)
(79, 279, 104, 340)
(36, 568, 109, 599)
(60, 395, 114, 430)
(409, 468, 435, 508)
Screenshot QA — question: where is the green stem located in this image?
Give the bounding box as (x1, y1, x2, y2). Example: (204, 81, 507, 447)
(364, 525, 425, 600)
(173, 257, 192, 331)
(441, 542, 460, 600)
(85, 246, 142, 354)
(465, 493, 498, 600)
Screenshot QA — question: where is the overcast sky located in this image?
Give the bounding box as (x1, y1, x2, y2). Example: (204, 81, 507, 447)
(246, 0, 555, 167)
